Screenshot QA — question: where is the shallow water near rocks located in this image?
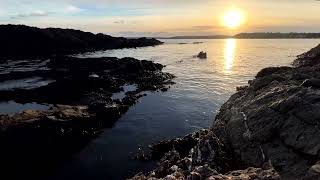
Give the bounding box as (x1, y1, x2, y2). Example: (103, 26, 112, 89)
(32, 39, 320, 179)
(112, 84, 138, 100)
(0, 77, 55, 91)
(0, 101, 49, 114)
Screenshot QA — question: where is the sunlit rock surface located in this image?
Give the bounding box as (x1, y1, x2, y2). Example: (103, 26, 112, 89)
(131, 44, 320, 180)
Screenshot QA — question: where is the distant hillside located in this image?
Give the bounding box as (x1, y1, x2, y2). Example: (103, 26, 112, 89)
(162, 33, 320, 39)
(162, 35, 231, 39)
(0, 24, 162, 59)
(234, 32, 320, 39)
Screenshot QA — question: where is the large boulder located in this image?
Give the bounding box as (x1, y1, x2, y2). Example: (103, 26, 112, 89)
(212, 43, 320, 179)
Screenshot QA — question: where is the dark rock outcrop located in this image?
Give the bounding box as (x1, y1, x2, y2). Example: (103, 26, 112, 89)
(0, 55, 174, 179)
(196, 51, 207, 59)
(131, 44, 320, 180)
(0, 24, 163, 60)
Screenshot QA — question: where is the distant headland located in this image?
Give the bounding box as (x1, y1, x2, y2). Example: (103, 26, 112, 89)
(158, 32, 320, 39)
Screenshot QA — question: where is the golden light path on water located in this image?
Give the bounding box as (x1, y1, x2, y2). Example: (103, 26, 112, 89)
(224, 38, 237, 74)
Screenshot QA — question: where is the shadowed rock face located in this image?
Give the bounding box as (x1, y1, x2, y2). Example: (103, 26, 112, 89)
(0, 24, 163, 60)
(131, 44, 320, 180)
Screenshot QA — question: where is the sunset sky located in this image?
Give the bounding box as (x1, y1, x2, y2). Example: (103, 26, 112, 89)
(1, 0, 319, 37)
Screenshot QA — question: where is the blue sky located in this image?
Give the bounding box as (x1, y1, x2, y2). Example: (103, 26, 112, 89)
(1, 0, 320, 37)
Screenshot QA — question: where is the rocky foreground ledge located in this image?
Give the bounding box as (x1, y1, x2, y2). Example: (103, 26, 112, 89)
(0, 56, 174, 179)
(131, 44, 320, 180)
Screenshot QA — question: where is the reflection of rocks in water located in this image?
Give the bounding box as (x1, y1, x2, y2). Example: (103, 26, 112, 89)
(131, 43, 320, 180)
(0, 55, 174, 179)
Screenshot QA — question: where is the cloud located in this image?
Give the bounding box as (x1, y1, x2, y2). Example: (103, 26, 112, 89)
(114, 20, 125, 24)
(30, 10, 48, 16)
(168, 25, 221, 32)
(11, 10, 49, 19)
(64, 5, 83, 13)
(191, 26, 219, 30)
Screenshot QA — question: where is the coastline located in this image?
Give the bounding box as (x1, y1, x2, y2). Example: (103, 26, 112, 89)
(0, 24, 163, 60)
(131, 44, 320, 180)
(0, 25, 172, 179)
(1, 24, 319, 180)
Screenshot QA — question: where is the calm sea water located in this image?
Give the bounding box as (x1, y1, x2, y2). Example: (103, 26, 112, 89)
(47, 39, 319, 179)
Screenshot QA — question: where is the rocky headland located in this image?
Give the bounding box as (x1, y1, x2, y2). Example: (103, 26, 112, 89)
(131, 44, 320, 180)
(0, 24, 162, 60)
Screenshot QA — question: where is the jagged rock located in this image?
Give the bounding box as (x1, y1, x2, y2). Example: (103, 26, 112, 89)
(190, 131, 233, 172)
(209, 167, 280, 180)
(211, 43, 320, 179)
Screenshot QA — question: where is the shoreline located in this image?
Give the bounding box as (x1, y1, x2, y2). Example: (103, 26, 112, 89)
(131, 44, 320, 180)
(0, 55, 174, 179)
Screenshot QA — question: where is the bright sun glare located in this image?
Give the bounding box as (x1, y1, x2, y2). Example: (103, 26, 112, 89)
(223, 10, 244, 29)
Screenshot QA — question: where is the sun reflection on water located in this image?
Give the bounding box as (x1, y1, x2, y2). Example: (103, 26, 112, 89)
(224, 39, 237, 74)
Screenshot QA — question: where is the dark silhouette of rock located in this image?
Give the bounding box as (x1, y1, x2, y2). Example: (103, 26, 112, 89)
(196, 51, 207, 59)
(0, 24, 163, 60)
(130, 43, 320, 180)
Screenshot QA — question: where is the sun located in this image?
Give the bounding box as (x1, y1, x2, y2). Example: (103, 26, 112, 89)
(223, 9, 244, 29)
